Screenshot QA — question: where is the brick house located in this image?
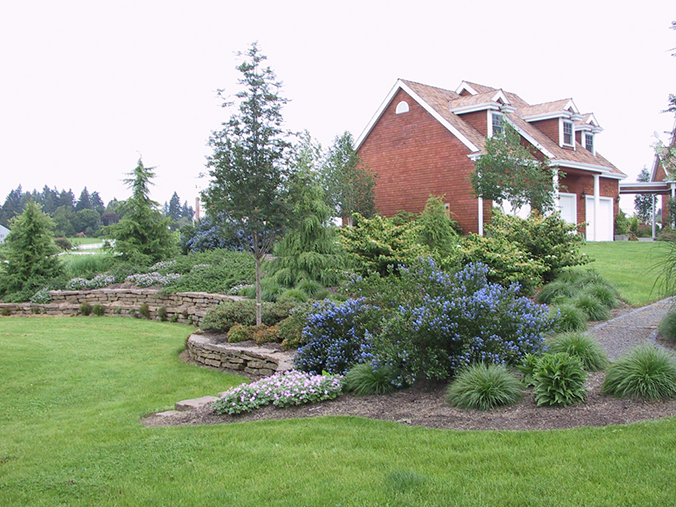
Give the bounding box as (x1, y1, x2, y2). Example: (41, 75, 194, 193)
(355, 79, 627, 240)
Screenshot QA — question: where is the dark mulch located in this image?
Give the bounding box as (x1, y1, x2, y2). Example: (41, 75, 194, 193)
(142, 368, 676, 431)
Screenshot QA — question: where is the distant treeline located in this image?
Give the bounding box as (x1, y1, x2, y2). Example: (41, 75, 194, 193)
(0, 186, 193, 237)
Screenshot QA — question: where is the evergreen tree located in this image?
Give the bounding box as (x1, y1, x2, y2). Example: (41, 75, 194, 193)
(58, 189, 75, 209)
(75, 187, 92, 212)
(266, 133, 344, 287)
(105, 159, 175, 264)
(0, 201, 65, 301)
(168, 192, 182, 221)
(0, 186, 26, 227)
(181, 201, 194, 220)
(203, 42, 293, 325)
(90, 191, 105, 215)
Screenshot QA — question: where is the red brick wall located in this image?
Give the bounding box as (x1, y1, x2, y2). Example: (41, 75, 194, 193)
(458, 111, 487, 136)
(358, 89, 483, 234)
(530, 118, 559, 145)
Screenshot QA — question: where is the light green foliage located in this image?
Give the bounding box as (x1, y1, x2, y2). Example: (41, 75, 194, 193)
(343, 362, 400, 396)
(573, 293, 611, 321)
(201, 298, 296, 334)
(615, 208, 630, 235)
(0, 201, 66, 301)
(658, 310, 676, 342)
(105, 159, 176, 265)
(162, 250, 255, 294)
(321, 131, 377, 219)
(446, 363, 523, 410)
(266, 133, 346, 288)
(470, 123, 557, 214)
(416, 195, 460, 268)
(460, 233, 546, 294)
(603, 346, 676, 400)
(227, 322, 255, 343)
(486, 210, 590, 282)
(547, 333, 609, 371)
(532, 352, 587, 407)
(551, 303, 589, 333)
(339, 213, 428, 277)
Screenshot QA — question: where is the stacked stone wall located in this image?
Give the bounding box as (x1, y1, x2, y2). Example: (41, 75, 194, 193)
(0, 289, 240, 326)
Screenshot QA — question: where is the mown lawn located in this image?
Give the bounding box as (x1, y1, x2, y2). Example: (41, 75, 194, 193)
(1, 317, 676, 506)
(582, 241, 671, 306)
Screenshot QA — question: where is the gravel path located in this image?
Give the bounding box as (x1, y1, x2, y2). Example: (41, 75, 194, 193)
(587, 297, 676, 360)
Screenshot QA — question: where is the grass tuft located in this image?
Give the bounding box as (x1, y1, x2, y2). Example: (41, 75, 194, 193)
(547, 332, 608, 371)
(551, 303, 588, 333)
(573, 293, 611, 322)
(658, 310, 676, 343)
(343, 363, 400, 396)
(603, 346, 676, 400)
(445, 363, 523, 410)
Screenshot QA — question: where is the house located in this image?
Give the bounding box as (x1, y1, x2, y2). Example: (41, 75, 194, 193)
(355, 79, 627, 240)
(0, 224, 9, 244)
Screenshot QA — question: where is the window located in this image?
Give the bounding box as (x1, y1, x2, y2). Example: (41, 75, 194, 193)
(491, 113, 503, 135)
(585, 133, 594, 153)
(563, 121, 573, 146)
(395, 101, 409, 114)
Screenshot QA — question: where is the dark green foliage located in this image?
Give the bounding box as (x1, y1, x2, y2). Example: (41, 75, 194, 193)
(227, 323, 255, 343)
(1, 307, 11, 317)
(200, 299, 297, 334)
(343, 363, 400, 396)
(80, 302, 92, 316)
(532, 352, 587, 406)
(138, 303, 151, 319)
(276, 302, 316, 350)
(445, 363, 523, 410)
(157, 306, 167, 322)
(105, 159, 176, 264)
(659, 310, 676, 342)
(65, 255, 116, 280)
(0, 201, 66, 302)
(203, 43, 293, 326)
(163, 250, 255, 294)
(486, 210, 590, 282)
(603, 346, 676, 400)
(54, 237, 72, 251)
(470, 123, 558, 214)
(615, 208, 630, 235)
(634, 167, 654, 224)
(547, 333, 609, 371)
(92, 304, 105, 317)
(573, 294, 611, 322)
(551, 303, 589, 333)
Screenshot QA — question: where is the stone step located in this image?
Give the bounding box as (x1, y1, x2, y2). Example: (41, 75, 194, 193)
(175, 395, 219, 412)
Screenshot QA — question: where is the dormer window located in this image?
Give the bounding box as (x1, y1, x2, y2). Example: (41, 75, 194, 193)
(491, 113, 503, 136)
(563, 121, 574, 146)
(585, 133, 594, 154)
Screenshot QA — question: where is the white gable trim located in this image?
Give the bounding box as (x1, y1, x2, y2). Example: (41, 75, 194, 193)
(355, 80, 480, 153)
(555, 159, 627, 179)
(455, 81, 479, 96)
(503, 116, 555, 159)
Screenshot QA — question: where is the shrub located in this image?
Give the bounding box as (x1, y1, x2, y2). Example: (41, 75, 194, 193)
(212, 370, 343, 415)
(201, 299, 297, 334)
(278, 288, 308, 303)
(30, 288, 52, 304)
(227, 323, 255, 343)
(163, 250, 255, 293)
(126, 272, 181, 287)
(445, 363, 523, 410)
(603, 346, 676, 400)
(79, 302, 92, 316)
(573, 294, 611, 322)
(157, 306, 167, 322)
(294, 298, 376, 375)
(54, 237, 73, 251)
(532, 353, 587, 406)
(253, 324, 280, 345)
(551, 303, 588, 333)
(343, 363, 401, 396)
(92, 304, 105, 317)
(277, 303, 316, 350)
(1, 307, 11, 317)
(138, 303, 151, 319)
(547, 333, 608, 371)
(658, 310, 676, 343)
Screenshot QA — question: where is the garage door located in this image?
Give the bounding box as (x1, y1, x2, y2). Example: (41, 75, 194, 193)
(558, 193, 577, 225)
(585, 196, 613, 241)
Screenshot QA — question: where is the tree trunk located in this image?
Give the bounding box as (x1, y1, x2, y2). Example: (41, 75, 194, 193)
(255, 255, 262, 326)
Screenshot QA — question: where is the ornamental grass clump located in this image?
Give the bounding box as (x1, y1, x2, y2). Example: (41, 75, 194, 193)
(343, 362, 401, 396)
(603, 346, 676, 400)
(212, 370, 343, 416)
(548, 332, 608, 371)
(658, 310, 676, 343)
(551, 303, 588, 333)
(532, 352, 587, 407)
(445, 363, 523, 410)
(573, 293, 611, 322)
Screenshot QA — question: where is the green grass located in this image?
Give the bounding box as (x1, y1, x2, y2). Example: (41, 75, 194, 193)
(582, 241, 670, 306)
(2, 318, 676, 505)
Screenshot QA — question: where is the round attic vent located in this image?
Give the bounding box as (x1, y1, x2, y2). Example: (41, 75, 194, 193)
(395, 101, 409, 114)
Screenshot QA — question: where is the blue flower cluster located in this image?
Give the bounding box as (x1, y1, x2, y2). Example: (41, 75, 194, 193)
(294, 298, 376, 375)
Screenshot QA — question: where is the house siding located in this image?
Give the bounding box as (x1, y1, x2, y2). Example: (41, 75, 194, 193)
(358, 89, 483, 234)
(530, 118, 559, 145)
(457, 111, 488, 136)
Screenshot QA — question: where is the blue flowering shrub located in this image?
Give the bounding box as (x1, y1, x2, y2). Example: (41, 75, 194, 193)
(294, 298, 378, 375)
(299, 261, 553, 384)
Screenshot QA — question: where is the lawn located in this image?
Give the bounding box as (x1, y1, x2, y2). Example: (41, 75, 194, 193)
(582, 241, 671, 306)
(1, 317, 676, 506)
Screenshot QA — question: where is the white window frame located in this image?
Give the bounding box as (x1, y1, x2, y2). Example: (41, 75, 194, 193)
(489, 111, 503, 137)
(562, 120, 574, 147)
(395, 101, 409, 114)
(584, 133, 594, 155)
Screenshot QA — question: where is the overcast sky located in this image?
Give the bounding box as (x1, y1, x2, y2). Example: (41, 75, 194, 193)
(1, 0, 674, 215)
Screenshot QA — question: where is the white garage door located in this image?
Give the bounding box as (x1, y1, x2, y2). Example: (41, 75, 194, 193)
(585, 196, 613, 241)
(558, 193, 577, 225)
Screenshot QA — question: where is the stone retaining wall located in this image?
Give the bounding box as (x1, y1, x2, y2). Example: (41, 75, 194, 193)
(187, 333, 295, 377)
(0, 289, 240, 326)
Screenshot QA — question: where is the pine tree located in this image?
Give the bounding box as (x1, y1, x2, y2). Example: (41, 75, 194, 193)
(75, 187, 92, 212)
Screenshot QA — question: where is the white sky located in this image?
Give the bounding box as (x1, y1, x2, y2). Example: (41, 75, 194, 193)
(0, 0, 674, 215)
